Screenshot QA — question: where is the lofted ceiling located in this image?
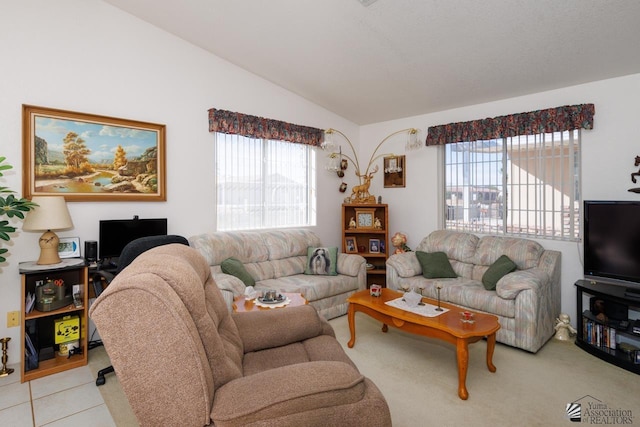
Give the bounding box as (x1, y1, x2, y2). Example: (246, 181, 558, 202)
(104, 0, 640, 125)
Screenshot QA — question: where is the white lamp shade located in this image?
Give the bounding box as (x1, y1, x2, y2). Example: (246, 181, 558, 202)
(22, 196, 73, 231)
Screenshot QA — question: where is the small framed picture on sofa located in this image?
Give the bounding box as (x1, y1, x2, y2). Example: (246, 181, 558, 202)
(345, 237, 358, 253)
(369, 239, 380, 254)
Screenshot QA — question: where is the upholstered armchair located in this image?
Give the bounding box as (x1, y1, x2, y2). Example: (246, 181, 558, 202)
(90, 244, 390, 427)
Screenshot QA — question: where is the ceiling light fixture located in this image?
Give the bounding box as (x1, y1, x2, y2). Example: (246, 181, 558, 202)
(358, 0, 379, 6)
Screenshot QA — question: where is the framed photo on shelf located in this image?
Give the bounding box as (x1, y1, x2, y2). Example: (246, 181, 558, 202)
(383, 155, 405, 188)
(345, 237, 357, 253)
(58, 237, 81, 258)
(22, 104, 166, 202)
(369, 239, 380, 254)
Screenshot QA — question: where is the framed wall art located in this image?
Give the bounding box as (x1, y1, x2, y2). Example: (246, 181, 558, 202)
(383, 155, 405, 188)
(22, 105, 166, 202)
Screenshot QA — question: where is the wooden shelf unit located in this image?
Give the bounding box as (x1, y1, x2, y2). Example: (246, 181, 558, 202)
(20, 262, 89, 382)
(342, 203, 389, 288)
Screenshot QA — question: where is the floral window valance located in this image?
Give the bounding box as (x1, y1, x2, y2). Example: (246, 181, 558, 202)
(208, 108, 324, 146)
(425, 103, 595, 146)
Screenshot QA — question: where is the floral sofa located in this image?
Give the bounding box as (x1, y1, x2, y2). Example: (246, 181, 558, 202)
(189, 229, 366, 319)
(386, 230, 561, 353)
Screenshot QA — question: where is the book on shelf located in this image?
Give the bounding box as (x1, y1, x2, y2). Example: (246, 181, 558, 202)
(582, 313, 618, 349)
(25, 292, 35, 313)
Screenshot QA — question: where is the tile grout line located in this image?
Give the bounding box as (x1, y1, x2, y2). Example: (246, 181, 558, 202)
(38, 403, 109, 427)
(28, 381, 35, 427)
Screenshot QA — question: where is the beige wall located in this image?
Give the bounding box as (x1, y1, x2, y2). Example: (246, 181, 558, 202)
(0, 0, 357, 362)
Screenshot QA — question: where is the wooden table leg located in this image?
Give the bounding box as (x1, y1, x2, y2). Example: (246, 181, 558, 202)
(456, 338, 469, 400)
(347, 304, 356, 348)
(486, 332, 497, 372)
(381, 323, 388, 333)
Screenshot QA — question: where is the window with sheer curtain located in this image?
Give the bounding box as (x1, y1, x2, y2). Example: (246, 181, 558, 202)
(215, 133, 316, 230)
(428, 104, 594, 241)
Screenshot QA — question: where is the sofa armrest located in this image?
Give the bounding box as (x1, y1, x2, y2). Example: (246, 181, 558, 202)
(496, 268, 550, 299)
(386, 252, 421, 277)
(212, 361, 365, 425)
(214, 272, 246, 296)
(337, 253, 366, 276)
(232, 304, 325, 352)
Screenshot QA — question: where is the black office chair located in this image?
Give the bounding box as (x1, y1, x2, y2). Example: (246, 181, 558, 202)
(92, 234, 189, 386)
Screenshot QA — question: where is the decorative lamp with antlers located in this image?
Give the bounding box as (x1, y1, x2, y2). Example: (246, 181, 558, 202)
(322, 128, 421, 204)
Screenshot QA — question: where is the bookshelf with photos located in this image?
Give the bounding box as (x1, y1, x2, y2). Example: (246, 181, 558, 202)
(342, 203, 388, 288)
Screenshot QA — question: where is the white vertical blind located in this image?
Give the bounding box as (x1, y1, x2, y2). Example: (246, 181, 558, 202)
(215, 133, 316, 231)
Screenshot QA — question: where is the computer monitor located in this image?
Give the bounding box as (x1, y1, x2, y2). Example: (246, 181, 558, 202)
(98, 216, 167, 263)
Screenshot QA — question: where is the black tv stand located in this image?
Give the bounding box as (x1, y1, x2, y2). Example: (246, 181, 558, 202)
(575, 280, 640, 375)
(625, 288, 640, 299)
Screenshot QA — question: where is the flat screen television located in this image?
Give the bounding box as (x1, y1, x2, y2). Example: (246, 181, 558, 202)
(583, 200, 640, 288)
(98, 216, 167, 262)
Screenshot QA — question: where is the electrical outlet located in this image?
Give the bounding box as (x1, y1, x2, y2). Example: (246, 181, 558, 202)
(7, 311, 19, 328)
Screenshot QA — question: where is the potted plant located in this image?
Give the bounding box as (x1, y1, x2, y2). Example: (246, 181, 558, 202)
(0, 156, 37, 263)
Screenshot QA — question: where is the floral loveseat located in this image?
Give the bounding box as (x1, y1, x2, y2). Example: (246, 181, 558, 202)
(386, 230, 561, 353)
(189, 229, 366, 319)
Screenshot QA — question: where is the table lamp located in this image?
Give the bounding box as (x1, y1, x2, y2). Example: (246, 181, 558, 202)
(22, 196, 74, 265)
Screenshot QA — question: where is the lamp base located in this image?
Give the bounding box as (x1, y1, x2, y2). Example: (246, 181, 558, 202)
(36, 230, 61, 265)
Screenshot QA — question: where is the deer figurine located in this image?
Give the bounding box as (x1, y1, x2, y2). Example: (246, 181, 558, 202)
(350, 165, 378, 203)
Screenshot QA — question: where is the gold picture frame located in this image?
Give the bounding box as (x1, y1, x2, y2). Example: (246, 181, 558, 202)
(383, 155, 406, 188)
(22, 105, 166, 202)
(354, 208, 376, 229)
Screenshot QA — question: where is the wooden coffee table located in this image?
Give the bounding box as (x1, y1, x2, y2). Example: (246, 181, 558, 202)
(233, 292, 307, 313)
(347, 288, 500, 400)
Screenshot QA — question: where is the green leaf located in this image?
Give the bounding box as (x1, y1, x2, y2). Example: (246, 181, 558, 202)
(0, 156, 35, 260)
(0, 194, 37, 218)
(0, 158, 11, 178)
(0, 220, 16, 241)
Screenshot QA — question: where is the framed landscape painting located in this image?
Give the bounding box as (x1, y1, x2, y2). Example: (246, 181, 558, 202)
(22, 105, 166, 202)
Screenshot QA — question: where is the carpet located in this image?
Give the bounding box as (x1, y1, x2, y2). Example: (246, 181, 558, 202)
(92, 314, 640, 426)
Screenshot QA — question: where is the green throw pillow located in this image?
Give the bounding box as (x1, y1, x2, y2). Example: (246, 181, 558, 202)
(305, 246, 338, 276)
(482, 255, 517, 290)
(221, 257, 255, 287)
(415, 251, 457, 279)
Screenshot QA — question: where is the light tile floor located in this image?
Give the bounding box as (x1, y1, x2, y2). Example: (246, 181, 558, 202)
(0, 363, 116, 427)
